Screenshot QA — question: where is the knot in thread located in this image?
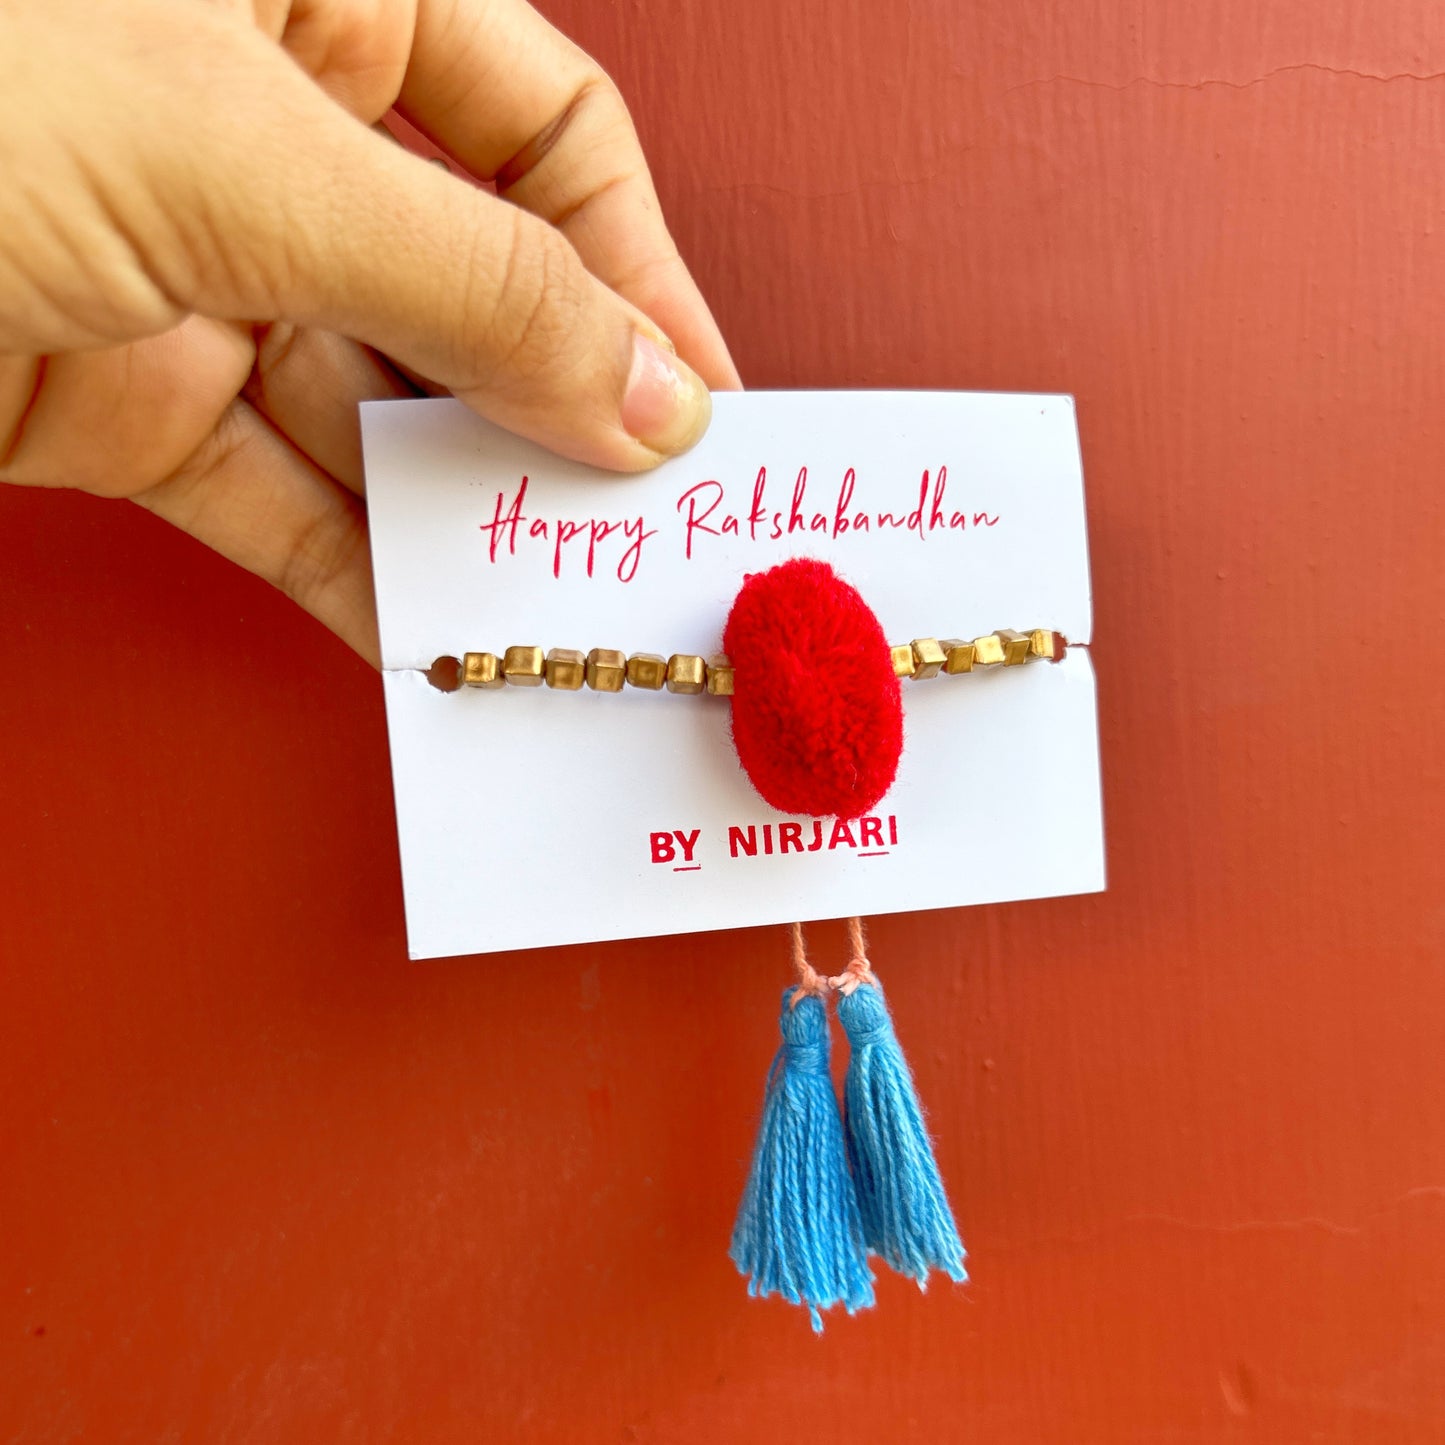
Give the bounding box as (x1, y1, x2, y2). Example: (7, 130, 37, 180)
(828, 917, 876, 995)
(837, 980, 895, 1049)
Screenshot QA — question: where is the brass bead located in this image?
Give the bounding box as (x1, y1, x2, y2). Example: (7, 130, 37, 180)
(997, 628, 1032, 665)
(910, 637, 946, 680)
(461, 651, 503, 689)
(626, 652, 667, 690)
(585, 648, 626, 692)
(706, 653, 735, 696)
(666, 654, 707, 694)
(972, 633, 1006, 667)
(502, 645, 545, 686)
(455, 629, 1061, 695)
(1029, 627, 1061, 661)
(545, 648, 586, 690)
(940, 638, 975, 674)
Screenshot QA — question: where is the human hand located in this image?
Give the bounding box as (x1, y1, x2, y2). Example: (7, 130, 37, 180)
(0, 0, 740, 663)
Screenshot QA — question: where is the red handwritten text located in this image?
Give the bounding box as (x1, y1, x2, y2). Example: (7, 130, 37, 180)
(479, 476, 657, 582)
(676, 465, 997, 559)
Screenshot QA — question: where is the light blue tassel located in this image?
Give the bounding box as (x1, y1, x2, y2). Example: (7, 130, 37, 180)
(730, 988, 875, 1331)
(837, 978, 968, 1287)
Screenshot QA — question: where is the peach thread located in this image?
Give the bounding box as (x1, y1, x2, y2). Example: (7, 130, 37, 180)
(828, 916, 877, 995)
(788, 921, 830, 1003)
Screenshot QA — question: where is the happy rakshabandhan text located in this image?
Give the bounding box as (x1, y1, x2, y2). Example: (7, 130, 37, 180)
(477, 466, 1000, 583)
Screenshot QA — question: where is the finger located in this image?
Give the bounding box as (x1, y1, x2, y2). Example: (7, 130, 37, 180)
(139, 41, 715, 472)
(396, 0, 741, 391)
(134, 399, 378, 663)
(243, 323, 418, 494)
(0, 316, 254, 496)
(274, 0, 414, 124)
(0, 357, 43, 469)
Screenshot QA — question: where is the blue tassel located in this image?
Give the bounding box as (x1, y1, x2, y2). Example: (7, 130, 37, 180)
(730, 987, 875, 1330)
(837, 978, 968, 1287)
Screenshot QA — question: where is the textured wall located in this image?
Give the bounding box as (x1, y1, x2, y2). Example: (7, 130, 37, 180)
(4, 1, 1445, 1439)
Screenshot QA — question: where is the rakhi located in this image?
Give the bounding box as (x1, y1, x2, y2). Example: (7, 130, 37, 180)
(432, 557, 1068, 1328)
(430, 626, 1059, 695)
(428, 559, 1064, 820)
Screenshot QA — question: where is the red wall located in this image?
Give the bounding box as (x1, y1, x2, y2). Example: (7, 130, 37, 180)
(4, 1, 1445, 1439)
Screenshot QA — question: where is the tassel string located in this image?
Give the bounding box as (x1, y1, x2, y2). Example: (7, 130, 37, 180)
(832, 926, 969, 1289)
(729, 987, 876, 1329)
(733, 918, 965, 1328)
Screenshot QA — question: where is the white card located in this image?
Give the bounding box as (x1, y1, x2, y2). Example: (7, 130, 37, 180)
(361, 392, 1104, 959)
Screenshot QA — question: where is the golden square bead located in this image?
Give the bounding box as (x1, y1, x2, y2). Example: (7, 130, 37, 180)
(910, 637, 946, 680)
(706, 653, 735, 696)
(972, 633, 1006, 667)
(545, 648, 586, 690)
(1029, 628, 1061, 661)
(585, 648, 626, 692)
(626, 652, 667, 690)
(502, 645, 545, 686)
(461, 651, 503, 688)
(666, 653, 706, 694)
(997, 628, 1031, 665)
(891, 644, 915, 678)
(940, 638, 975, 674)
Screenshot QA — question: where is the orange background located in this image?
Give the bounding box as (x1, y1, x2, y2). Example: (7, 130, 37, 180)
(4, 1, 1445, 1440)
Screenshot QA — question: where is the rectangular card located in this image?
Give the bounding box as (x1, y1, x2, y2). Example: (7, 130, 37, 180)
(361, 391, 1104, 959)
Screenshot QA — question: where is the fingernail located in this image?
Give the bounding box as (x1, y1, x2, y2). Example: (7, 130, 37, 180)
(621, 333, 711, 455)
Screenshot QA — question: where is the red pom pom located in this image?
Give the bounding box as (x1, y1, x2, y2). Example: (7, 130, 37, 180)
(723, 558, 903, 818)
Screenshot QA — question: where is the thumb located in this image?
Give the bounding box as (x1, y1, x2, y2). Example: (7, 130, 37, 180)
(153, 26, 714, 470)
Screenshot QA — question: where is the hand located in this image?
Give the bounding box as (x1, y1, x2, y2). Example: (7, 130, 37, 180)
(0, 0, 740, 663)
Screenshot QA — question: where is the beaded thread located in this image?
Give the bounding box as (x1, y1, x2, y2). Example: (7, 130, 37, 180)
(427, 629, 1064, 694)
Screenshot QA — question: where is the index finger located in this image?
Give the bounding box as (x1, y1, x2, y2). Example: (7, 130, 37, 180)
(395, 0, 742, 391)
